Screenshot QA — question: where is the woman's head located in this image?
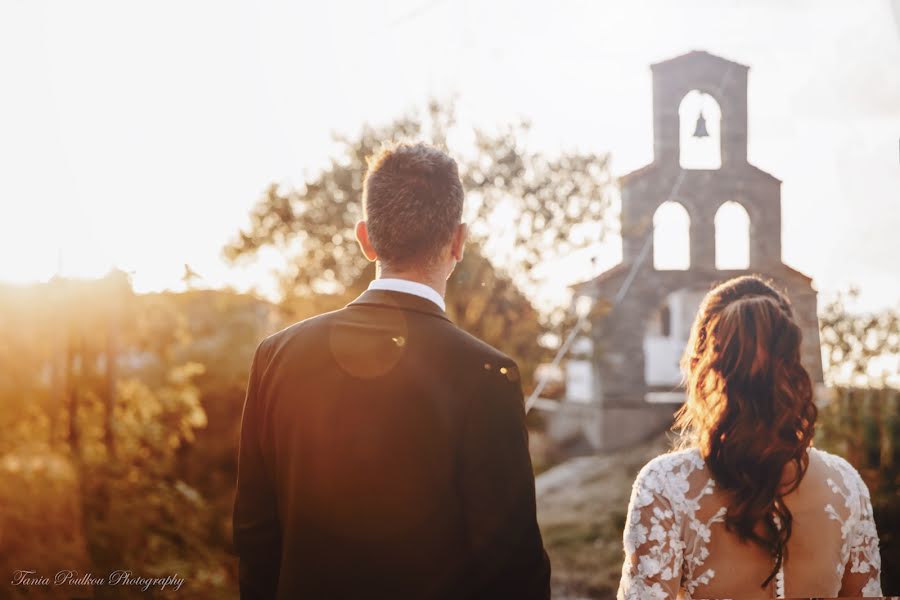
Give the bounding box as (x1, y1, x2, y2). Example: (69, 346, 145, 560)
(675, 275, 816, 587)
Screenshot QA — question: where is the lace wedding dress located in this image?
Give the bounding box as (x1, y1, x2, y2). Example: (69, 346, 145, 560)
(617, 447, 882, 599)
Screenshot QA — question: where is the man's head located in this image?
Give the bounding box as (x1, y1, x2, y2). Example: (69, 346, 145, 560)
(356, 142, 466, 280)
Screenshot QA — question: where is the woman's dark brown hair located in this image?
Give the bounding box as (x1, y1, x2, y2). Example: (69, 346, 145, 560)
(674, 275, 817, 588)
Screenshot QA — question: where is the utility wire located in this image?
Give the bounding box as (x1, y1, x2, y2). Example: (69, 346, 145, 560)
(524, 61, 734, 414)
(525, 170, 684, 413)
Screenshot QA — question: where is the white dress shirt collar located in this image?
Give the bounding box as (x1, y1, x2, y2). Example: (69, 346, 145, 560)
(367, 278, 446, 312)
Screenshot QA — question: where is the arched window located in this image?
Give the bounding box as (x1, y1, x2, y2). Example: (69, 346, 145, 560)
(679, 90, 722, 170)
(715, 201, 750, 269)
(653, 201, 691, 270)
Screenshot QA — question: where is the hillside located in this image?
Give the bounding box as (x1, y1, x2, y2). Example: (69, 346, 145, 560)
(536, 433, 673, 600)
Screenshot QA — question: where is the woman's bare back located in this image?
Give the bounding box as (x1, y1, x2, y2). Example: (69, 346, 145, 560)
(617, 447, 882, 599)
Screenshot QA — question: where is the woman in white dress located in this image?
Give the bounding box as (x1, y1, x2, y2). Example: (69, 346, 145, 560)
(618, 275, 882, 599)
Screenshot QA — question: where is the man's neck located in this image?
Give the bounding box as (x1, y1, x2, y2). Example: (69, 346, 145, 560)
(377, 265, 447, 298)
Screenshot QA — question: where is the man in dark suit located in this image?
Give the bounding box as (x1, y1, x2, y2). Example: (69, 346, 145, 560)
(233, 142, 551, 599)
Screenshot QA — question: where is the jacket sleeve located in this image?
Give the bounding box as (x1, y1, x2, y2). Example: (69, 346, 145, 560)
(458, 360, 551, 600)
(233, 340, 282, 600)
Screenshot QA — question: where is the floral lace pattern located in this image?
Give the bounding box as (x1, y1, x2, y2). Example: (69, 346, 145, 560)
(618, 449, 720, 600)
(817, 449, 882, 597)
(617, 447, 883, 599)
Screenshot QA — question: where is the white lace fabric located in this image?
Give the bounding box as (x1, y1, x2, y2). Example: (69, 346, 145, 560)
(617, 447, 882, 599)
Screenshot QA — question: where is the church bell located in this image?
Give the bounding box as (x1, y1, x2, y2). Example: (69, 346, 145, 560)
(693, 111, 709, 138)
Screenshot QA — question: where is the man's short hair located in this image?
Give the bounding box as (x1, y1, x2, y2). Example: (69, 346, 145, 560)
(362, 142, 465, 269)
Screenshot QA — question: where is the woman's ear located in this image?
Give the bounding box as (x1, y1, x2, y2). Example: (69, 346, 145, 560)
(355, 220, 378, 262)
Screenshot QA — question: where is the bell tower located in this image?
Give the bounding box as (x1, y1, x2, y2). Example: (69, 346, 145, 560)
(651, 50, 749, 167)
(621, 51, 783, 273)
(570, 50, 823, 452)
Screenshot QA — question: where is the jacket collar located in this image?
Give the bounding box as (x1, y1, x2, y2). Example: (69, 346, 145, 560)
(348, 289, 452, 323)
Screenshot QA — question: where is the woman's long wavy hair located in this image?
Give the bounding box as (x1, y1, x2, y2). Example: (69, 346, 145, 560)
(674, 275, 817, 588)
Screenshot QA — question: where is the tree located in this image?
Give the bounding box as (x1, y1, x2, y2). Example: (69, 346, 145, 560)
(225, 101, 615, 379)
(0, 277, 238, 599)
(819, 289, 900, 388)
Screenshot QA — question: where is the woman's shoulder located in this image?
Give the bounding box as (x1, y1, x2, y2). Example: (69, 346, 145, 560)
(627, 448, 713, 517)
(639, 447, 704, 475)
(633, 447, 707, 490)
(809, 446, 870, 497)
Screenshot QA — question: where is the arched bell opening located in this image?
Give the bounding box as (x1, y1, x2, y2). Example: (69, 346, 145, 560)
(679, 90, 722, 170)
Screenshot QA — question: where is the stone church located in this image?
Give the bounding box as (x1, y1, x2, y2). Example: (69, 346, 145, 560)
(568, 50, 824, 451)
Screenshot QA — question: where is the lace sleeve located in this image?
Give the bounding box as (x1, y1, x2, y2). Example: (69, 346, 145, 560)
(617, 461, 684, 600)
(838, 469, 882, 597)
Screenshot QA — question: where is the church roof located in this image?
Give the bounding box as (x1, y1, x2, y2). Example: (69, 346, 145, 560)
(745, 163, 782, 184)
(650, 50, 749, 72)
(619, 163, 657, 185)
(774, 262, 815, 285)
(618, 162, 781, 186)
(572, 262, 816, 297)
(571, 263, 629, 294)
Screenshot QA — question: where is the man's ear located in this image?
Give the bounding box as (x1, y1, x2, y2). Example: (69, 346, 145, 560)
(355, 220, 378, 262)
(450, 223, 467, 262)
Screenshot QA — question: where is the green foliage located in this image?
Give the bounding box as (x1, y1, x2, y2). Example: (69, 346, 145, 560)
(224, 100, 615, 377)
(0, 275, 288, 598)
(0, 447, 91, 599)
(819, 290, 900, 387)
(79, 367, 222, 599)
(816, 387, 900, 593)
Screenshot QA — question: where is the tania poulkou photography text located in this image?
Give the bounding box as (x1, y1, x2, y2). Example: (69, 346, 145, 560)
(2, 2, 899, 599)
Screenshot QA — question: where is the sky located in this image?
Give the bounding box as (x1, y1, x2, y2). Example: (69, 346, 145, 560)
(1, 0, 899, 311)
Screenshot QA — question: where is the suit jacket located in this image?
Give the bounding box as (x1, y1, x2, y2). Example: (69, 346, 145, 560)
(233, 288, 551, 600)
